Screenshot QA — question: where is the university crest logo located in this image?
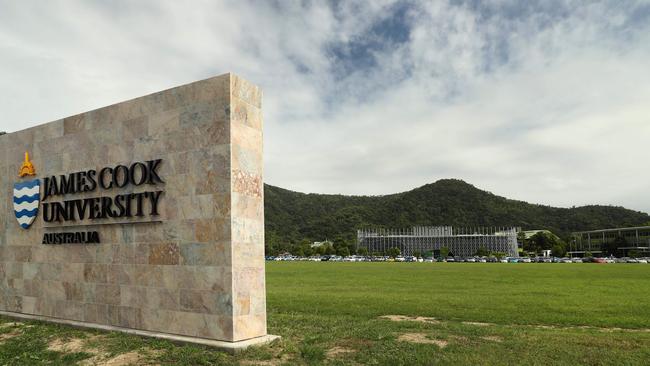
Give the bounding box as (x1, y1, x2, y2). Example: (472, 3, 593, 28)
(14, 152, 39, 229)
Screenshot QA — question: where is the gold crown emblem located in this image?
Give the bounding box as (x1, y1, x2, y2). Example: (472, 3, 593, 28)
(18, 151, 36, 177)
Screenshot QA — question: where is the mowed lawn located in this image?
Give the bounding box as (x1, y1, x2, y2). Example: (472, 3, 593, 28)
(267, 262, 650, 328)
(1, 262, 650, 365)
(265, 262, 650, 365)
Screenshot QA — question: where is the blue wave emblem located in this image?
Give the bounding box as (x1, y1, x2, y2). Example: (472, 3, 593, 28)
(13, 179, 39, 229)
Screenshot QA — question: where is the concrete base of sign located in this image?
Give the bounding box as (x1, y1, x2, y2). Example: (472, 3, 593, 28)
(0, 310, 280, 354)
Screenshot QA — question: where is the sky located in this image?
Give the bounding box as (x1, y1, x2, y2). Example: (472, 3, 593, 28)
(1, 0, 649, 213)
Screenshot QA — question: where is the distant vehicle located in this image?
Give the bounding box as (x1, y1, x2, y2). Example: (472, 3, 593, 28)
(395, 256, 405, 262)
(520, 257, 532, 263)
(637, 258, 648, 264)
(561, 258, 572, 263)
(446, 257, 455, 262)
(507, 258, 519, 263)
(424, 257, 435, 263)
(466, 257, 476, 263)
(571, 258, 583, 263)
(478, 257, 487, 263)
(499, 258, 508, 263)
(592, 258, 606, 264)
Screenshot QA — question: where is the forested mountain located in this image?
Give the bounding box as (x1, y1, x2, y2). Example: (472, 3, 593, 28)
(264, 179, 650, 252)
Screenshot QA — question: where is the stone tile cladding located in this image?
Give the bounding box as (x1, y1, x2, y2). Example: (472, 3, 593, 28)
(0, 73, 267, 342)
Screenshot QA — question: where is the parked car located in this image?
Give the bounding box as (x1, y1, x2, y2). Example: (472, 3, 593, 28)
(519, 257, 532, 263)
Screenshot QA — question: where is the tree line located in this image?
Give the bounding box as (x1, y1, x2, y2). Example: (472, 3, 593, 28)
(264, 179, 650, 255)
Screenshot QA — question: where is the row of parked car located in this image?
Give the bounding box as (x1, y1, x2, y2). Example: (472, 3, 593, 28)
(265, 255, 650, 263)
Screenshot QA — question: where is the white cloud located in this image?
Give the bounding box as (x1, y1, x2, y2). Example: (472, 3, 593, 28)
(0, 0, 649, 213)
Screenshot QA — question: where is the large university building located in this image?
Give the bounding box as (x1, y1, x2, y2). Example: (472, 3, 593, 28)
(357, 226, 519, 257)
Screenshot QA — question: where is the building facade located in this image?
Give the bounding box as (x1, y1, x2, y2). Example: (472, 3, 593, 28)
(570, 226, 650, 256)
(357, 226, 519, 257)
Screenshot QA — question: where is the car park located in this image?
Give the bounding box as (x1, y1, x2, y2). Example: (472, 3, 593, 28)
(267, 253, 649, 264)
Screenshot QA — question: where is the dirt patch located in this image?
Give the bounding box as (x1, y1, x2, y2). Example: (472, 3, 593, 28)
(533, 325, 557, 330)
(380, 315, 440, 324)
(241, 354, 292, 366)
(462, 321, 494, 327)
(398, 333, 447, 348)
(99, 351, 147, 366)
(0, 331, 20, 342)
(481, 336, 503, 342)
(0, 322, 23, 329)
(48, 338, 90, 353)
(327, 346, 355, 358)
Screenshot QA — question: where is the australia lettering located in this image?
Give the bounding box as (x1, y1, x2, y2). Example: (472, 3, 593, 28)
(42, 231, 100, 244)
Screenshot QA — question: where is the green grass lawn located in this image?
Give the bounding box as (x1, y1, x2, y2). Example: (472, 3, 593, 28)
(2, 262, 650, 365)
(267, 262, 650, 328)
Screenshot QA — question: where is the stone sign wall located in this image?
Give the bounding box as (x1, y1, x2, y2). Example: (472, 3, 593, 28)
(0, 73, 273, 349)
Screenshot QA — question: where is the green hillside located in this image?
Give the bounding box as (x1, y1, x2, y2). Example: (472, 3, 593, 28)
(264, 179, 649, 251)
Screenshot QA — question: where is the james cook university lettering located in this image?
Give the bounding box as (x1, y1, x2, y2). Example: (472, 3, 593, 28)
(41, 159, 165, 222)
